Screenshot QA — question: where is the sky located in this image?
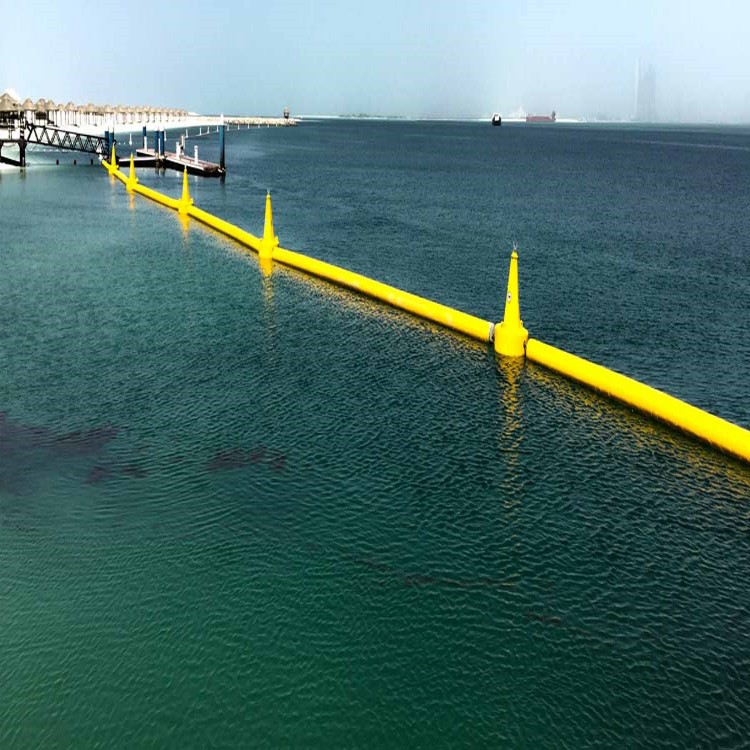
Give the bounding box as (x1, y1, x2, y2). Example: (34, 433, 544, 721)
(2, 0, 749, 121)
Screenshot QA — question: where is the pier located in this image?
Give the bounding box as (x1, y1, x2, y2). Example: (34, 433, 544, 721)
(0, 91, 191, 168)
(126, 123, 226, 177)
(1, 89, 298, 175)
(134, 147, 224, 177)
(0, 92, 241, 175)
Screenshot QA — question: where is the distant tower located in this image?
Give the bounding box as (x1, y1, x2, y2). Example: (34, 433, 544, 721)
(635, 61, 656, 122)
(633, 58, 640, 120)
(283, 106, 289, 120)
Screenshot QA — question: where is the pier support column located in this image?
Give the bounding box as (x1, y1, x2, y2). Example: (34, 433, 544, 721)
(219, 117, 225, 172)
(494, 250, 529, 358)
(19, 134, 26, 167)
(142, 125, 147, 149)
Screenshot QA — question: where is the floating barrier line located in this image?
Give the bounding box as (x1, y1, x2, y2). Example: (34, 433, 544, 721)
(103, 158, 750, 465)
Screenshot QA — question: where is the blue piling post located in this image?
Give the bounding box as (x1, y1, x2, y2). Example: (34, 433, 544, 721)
(219, 122, 225, 171)
(161, 130, 166, 156)
(142, 125, 147, 149)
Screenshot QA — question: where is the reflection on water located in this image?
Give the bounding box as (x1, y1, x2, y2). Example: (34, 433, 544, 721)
(496, 356, 524, 513)
(526, 360, 750, 491)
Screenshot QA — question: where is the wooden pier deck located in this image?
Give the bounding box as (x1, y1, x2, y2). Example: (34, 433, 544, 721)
(135, 147, 224, 177)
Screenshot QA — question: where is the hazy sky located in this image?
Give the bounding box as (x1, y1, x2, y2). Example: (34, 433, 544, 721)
(2, 0, 749, 121)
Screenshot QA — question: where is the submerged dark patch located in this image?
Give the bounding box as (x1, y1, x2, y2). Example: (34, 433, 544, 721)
(205, 445, 287, 474)
(0, 411, 120, 495)
(122, 464, 147, 479)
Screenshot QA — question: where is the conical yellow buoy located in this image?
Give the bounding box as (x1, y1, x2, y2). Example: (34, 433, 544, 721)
(179, 167, 193, 214)
(109, 142, 117, 173)
(260, 191, 279, 260)
(494, 249, 529, 358)
(126, 153, 138, 191)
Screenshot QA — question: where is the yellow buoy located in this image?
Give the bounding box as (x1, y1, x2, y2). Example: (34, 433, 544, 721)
(260, 191, 279, 260)
(178, 167, 193, 214)
(126, 154, 138, 192)
(494, 249, 529, 357)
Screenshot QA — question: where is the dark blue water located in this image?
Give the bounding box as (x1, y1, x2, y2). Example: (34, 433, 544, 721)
(1, 120, 749, 747)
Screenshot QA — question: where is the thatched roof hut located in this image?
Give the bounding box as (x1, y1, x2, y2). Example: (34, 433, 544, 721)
(0, 92, 20, 112)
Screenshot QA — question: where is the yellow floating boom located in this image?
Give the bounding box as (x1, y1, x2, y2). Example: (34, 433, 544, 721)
(103, 160, 750, 464)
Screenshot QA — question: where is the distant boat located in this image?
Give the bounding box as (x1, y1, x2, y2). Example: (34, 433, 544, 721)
(526, 110, 556, 123)
(491, 113, 502, 126)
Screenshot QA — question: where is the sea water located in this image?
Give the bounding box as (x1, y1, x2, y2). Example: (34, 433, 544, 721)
(1, 120, 749, 747)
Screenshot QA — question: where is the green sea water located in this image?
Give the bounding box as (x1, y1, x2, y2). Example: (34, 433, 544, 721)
(1, 121, 749, 747)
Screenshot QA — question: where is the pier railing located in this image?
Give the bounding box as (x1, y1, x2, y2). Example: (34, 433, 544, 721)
(23, 122, 107, 155)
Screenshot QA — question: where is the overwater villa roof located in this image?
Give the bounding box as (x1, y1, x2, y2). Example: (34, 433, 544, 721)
(34, 98, 48, 111)
(0, 93, 20, 111)
(22, 98, 34, 110)
(1, 91, 21, 106)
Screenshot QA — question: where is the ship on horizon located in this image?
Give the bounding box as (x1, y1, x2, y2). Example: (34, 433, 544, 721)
(526, 110, 556, 123)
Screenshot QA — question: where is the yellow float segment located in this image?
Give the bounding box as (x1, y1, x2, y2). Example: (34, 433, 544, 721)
(526, 338, 750, 463)
(273, 247, 493, 342)
(187, 205, 263, 250)
(132, 181, 180, 210)
(112, 168, 127, 186)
